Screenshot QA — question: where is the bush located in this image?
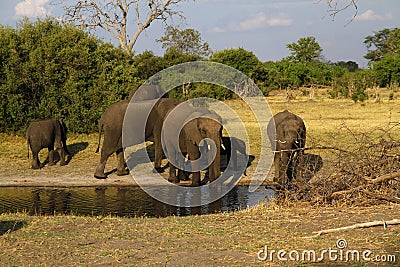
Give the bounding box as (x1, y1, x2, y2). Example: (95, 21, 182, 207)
(0, 18, 139, 134)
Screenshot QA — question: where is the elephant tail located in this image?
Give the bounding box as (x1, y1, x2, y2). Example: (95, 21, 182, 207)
(27, 136, 30, 159)
(95, 120, 103, 153)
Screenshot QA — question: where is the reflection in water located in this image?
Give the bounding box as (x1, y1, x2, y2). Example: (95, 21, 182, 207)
(0, 186, 274, 217)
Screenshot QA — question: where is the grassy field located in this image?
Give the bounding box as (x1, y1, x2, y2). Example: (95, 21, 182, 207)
(1, 90, 400, 183)
(0, 90, 400, 265)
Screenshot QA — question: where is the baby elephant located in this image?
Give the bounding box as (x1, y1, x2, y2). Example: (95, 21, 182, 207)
(267, 110, 306, 187)
(26, 119, 69, 169)
(221, 136, 248, 176)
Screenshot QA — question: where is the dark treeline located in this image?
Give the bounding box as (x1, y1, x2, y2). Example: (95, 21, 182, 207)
(0, 18, 399, 134)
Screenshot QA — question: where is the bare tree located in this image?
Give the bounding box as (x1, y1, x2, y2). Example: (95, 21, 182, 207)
(324, 0, 358, 20)
(62, 0, 190, 54)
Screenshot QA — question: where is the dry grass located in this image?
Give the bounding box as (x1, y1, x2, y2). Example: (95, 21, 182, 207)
(1, 92, 400, 265)
(0, 203, 399, 266)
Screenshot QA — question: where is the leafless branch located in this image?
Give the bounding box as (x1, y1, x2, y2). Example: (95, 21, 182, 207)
(304, 219, 400, 238)
(61, 0, 189, 54)
(316, 0, 358, 23)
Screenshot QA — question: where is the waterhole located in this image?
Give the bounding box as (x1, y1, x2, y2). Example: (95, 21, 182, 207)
(0, 186, 274, 217)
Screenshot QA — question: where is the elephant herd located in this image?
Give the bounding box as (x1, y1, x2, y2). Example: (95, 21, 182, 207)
(26, 85, 307, 188)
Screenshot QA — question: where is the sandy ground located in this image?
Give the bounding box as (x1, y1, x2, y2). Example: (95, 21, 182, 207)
(0, 153, 272, 187)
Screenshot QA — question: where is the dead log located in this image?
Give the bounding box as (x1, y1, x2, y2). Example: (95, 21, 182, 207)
(304, 219, 400, 238)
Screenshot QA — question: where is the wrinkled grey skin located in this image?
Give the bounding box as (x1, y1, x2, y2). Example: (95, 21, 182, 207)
(94, 85, 170, 179)
(94, 100, 158, 178)
(94, 85, 223, 184)
(94, 97, 182, 179)
(221, 136, 248, 176)
(26, 119, 69, 169)
(267, 110, 306, 187)
(159, 105, 223, 185)
(162, 110, 204, 185)
(198, 111, 223, 182)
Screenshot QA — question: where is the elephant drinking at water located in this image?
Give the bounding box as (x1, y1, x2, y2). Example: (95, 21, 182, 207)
(161, 104, 223, 186)
(267, 110, 306, 187)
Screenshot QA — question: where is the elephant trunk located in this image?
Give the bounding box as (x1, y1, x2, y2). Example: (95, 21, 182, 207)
(208, 136, 221, 182)
(275, 150, 289, 186)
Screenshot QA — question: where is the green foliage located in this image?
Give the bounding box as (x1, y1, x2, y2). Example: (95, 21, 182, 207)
(364, 28, 400, 62)
(364, 28, 400, 88)
(156, 26, 212, 58)
(133, 50, 165, 80)
(286, 36, 323, 64)
(334, 61, 359, 72)
(370, 53, 400, 87)
(210, 48, 269, 95)
(264, 60, 347, 91)
(0, 18, 139, 134)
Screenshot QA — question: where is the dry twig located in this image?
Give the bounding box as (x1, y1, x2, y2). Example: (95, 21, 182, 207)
(304, 219, 400, 238)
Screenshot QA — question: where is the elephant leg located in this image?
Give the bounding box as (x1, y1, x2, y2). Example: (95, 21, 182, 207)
(168, 163, 180, 183)
(226, 149, 232, 169)
(190, 156, 201, 187)
(178, 169, 190, 181)
(153, 123, 164, 173)
(47, 146, 56, 166)
(208, 153, 221, 183)
(177, 153, 190, 181)
(116, 149, 129, 176)
(56, 143, 68, 166)
(191, 171, 201, 186)
(231, 150, 237, 171)
(94, 149, 113, 179)
(31, 151, 41, 169)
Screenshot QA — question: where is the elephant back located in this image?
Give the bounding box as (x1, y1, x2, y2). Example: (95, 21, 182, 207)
(129, 84, 165, 101)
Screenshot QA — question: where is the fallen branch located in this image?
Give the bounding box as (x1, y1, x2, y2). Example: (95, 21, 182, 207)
(363, 190, 400, 204)
(328, 170, 400, 199)
(304, 219, 400, 238)
(274, 146, 354, 155)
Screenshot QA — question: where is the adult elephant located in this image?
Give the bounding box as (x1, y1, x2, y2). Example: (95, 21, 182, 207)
(128, 84, 166, 101)
(26, 119, 69, 169)
(160, 104, 223, 185)
(95, 95, 223, 183)
(267, 110, 306, 187)
(94, 97, 182, 179)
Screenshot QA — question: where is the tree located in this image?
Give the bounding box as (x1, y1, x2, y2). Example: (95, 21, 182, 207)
(0, 18, 138, 133)
(156, 26, 212, 57)
(63, 0, 191, 54)
(133, 50, 165, 80)
(334, 61, 359, 72)
(364, 28, 400, 62)
(210, 48, 264, 77)
(286, 37, 323, 64)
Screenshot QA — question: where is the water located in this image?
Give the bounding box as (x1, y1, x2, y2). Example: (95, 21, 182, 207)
(0, 186, 274, 217)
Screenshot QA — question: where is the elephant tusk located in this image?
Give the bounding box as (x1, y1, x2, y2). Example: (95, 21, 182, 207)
(208, 144, 211, 150)
(277, 139, 287, 144)
(221, 143, 225, 150)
